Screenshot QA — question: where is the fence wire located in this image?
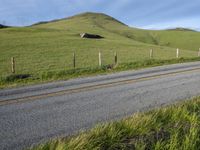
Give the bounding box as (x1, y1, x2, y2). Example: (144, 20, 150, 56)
(0, 48, 198, 77)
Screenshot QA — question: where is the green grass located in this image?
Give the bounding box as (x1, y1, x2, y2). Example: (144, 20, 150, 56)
(1, 57, 200, 89)
(0, 12, 200, 88)
(30, 96, 200, 150)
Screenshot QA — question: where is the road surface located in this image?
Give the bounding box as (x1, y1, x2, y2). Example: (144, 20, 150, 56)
(1, 61, 200, 150)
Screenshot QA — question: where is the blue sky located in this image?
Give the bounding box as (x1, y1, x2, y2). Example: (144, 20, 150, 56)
(0, 0, 200, 30)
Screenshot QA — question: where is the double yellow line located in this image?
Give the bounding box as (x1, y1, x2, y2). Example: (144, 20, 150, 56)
(1, 67, 200, 106)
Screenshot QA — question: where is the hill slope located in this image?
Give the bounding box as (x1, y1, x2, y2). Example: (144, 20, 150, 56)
(34, 12, 200, 50)
(0, 24, 9, 29)
(0, 12, 199, 77)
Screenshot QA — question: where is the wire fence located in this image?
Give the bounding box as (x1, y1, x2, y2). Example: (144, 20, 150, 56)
(0, 48, 199, 77)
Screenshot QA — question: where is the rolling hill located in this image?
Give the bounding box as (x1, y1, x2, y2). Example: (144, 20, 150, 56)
(0, 12, 200, 78)
(0, 24, 9, 29)
(33, 12, 200, 50)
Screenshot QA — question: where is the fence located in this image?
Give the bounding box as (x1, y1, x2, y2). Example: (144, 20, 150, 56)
(0, 48, 199, 77)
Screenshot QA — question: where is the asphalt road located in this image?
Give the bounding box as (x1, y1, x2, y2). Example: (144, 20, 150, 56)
(1, 61, 200, 150)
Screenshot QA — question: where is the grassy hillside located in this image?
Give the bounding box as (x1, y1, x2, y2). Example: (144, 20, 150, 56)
(0, 12, 200, 86)
(30, 97, 200, 150)
(0, 24, 9, 29)
(34, 12, 200, 51)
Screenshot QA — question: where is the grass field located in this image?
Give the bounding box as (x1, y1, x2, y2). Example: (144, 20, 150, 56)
(30, 97, 200, 150)
(0, 12, 200, 87)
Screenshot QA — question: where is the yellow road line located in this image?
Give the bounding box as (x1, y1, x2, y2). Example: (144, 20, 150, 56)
(1, 67, 200, 106)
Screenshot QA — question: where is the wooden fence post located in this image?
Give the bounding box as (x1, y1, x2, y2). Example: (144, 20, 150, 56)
(99, 51, 102, 67)
(198, 48, 200, 57)
(150, 49, 153, 59)
(176, 48, 179, 58)
(114, 52, 118, 66)
(11, 57, 15, 74)
(73, 52, 76, 69)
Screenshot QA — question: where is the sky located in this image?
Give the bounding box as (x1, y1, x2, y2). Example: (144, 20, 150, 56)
(0, 0, 200, 30)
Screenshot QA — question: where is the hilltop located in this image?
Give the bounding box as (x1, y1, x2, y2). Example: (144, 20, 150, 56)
(0, 24, 9, 29)
(167, 27, 197, 32)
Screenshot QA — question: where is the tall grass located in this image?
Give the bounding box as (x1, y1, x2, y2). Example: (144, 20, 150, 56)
(30, 97, 200, 150)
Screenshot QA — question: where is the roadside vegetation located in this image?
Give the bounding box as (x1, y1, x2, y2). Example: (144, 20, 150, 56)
(30, 96, 200, 150)
(1, 57, 200, 89)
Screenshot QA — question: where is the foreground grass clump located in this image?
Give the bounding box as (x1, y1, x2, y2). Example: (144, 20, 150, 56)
(1, 57, 200, 89)
(31, 97, 200, 150)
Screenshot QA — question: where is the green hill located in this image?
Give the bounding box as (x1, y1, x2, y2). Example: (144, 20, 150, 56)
(0, 24, 9, 29)
(34, 12, 200, 50)
(0, 12, 200, 83)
